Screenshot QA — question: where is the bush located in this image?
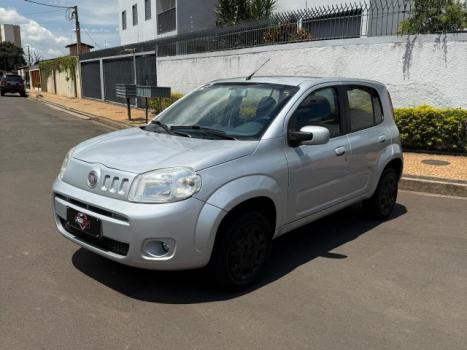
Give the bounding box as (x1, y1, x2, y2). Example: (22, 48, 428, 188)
(148, 92, 184, 115)
(394, 105, 467, 152)
(399, 0, 467, 35)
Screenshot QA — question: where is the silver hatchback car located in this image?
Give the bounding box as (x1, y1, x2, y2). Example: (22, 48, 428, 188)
(52, 76, 403, 288)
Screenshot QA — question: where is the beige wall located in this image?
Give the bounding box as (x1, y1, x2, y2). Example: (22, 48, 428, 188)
(42, 60, 81, 98)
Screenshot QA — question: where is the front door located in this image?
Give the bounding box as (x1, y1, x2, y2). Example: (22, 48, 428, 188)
(284, 86, 352, 223)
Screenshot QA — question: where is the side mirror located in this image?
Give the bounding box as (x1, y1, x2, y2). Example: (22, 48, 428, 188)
(288, 126, 330, 147)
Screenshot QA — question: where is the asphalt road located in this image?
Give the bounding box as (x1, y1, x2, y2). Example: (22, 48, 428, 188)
(1, 95, 467, 350)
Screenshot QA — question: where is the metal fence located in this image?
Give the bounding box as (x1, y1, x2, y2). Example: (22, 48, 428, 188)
(156, 0, 467, 57)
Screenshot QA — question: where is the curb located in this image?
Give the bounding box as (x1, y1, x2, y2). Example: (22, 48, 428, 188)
(400, 177, 467, 197)
(31, 96, 135, 130)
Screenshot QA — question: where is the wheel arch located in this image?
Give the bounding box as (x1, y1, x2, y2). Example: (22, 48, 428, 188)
(194, 175, 282, 265)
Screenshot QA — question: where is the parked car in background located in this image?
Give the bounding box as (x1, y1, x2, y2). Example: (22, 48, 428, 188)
(1, 74, 26, 97)
(52, 76, 403, 289)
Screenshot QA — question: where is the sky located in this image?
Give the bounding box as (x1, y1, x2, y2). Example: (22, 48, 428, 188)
(0, 0, 120, 59)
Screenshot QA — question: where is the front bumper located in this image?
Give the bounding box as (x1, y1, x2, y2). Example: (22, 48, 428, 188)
(52, 178, 225, 270)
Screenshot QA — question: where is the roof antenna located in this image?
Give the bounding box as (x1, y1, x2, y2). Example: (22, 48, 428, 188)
(246, 58, 271, 80)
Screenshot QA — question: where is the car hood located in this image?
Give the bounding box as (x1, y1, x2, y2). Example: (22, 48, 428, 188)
(73, 127, 258, 173)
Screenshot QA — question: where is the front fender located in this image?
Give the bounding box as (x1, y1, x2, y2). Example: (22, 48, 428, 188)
(193, 175, 284, 261)
(206, 175, 282, 214)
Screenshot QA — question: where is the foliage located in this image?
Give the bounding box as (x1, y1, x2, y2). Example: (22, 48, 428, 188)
(0, 42, 26, 72)
(399, 0, 467, 34)
(264, 23, 312, 43)
(148, 92, 184, 115)
(216, 0, 276, 25)
(394, 105, 467, 152)
(39, 56, 78, 82)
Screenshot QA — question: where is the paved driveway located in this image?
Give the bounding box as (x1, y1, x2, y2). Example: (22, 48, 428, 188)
(1, 95, 466, 350)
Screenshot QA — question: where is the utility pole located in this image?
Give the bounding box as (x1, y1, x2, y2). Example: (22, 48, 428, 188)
(23, 1, 81, 55)
(72, 6, 81, 56)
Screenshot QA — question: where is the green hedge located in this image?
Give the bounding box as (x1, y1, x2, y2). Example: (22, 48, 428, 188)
(148, 92, 184, 115)
(148, 98, 466, 153)
(394, 106, 467, 152)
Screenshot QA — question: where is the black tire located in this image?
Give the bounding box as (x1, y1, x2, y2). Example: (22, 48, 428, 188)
(366, 168, 399, 219)
(20, 92, 26, 97)
(0, 92, 4, 96)
(209, 211, 272, 290)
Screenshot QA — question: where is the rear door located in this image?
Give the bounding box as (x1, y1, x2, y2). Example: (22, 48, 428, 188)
(284, 85, 352, 222)
(344, 85, 388, 196)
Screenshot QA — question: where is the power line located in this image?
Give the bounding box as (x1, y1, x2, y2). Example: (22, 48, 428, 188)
(24, 0, 82, 55)
(23, 0, 72, 9)
(82, 28, 101, 49)
(23, 8, 64, 16)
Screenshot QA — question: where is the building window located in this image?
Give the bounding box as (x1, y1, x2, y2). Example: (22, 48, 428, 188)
(122, 11, 127, 30)
(157, 0, 176, 34)
(132, 4, 138, 26)
(145, 0, 152, 20)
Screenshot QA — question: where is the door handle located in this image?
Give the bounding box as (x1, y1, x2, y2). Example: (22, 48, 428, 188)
(335, 147, 346, 156)
(378, 135, 387, 143)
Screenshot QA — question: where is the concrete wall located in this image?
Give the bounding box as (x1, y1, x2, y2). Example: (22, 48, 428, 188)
(42, 62, 81, 98)
(157, 33, 467, 108)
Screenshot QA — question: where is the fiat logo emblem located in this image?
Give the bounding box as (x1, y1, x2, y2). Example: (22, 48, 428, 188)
(87, 171, 98, 188)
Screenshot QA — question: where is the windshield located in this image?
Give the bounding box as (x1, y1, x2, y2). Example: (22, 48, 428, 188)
(156, 83, 299, 140)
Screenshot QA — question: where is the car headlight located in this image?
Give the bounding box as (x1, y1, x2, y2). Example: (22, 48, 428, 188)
(128, 167, 202, 203)
(58, 147, 75, 181)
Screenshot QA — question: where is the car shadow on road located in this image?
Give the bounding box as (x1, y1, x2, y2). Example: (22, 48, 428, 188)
(72, 203, 407, 304)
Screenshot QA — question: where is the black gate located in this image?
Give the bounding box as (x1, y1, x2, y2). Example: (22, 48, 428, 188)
(80, 52, 158, 107)
(135, 54, 158, 107)
(102, 57, 135, 105)
(81, 61, 101, 99)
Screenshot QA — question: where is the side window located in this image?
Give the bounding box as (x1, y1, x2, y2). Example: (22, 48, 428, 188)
(289, 87, 341, 138)
(347, 87, 383, 132)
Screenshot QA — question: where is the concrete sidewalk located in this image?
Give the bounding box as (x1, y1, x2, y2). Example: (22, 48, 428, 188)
(28, 90, 149, 127)
(29, 90, 467, 195)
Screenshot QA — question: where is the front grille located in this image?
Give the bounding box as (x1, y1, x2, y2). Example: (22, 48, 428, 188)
(60, 218, 129, 256)
(54, 193, 128, 222)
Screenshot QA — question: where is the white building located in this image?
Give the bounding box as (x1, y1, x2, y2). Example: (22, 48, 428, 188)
(0, 24, 22, 47)
(118, 0, 219, 45)
(118, 0, 354, 45)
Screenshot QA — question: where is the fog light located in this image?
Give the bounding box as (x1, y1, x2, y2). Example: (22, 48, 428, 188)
(143, 239, 174, 258)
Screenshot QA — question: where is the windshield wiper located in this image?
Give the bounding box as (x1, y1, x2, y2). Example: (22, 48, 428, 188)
(148, 120, 191, 138)
(171, 125, 237, 140)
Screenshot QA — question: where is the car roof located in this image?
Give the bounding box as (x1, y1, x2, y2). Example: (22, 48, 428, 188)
(211, 76, 385, 89)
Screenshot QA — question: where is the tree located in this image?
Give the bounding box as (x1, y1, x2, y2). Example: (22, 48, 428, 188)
(0, 42, 26, 71)
(399, 0, 467, 34)
(215, 0, 276, 25)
